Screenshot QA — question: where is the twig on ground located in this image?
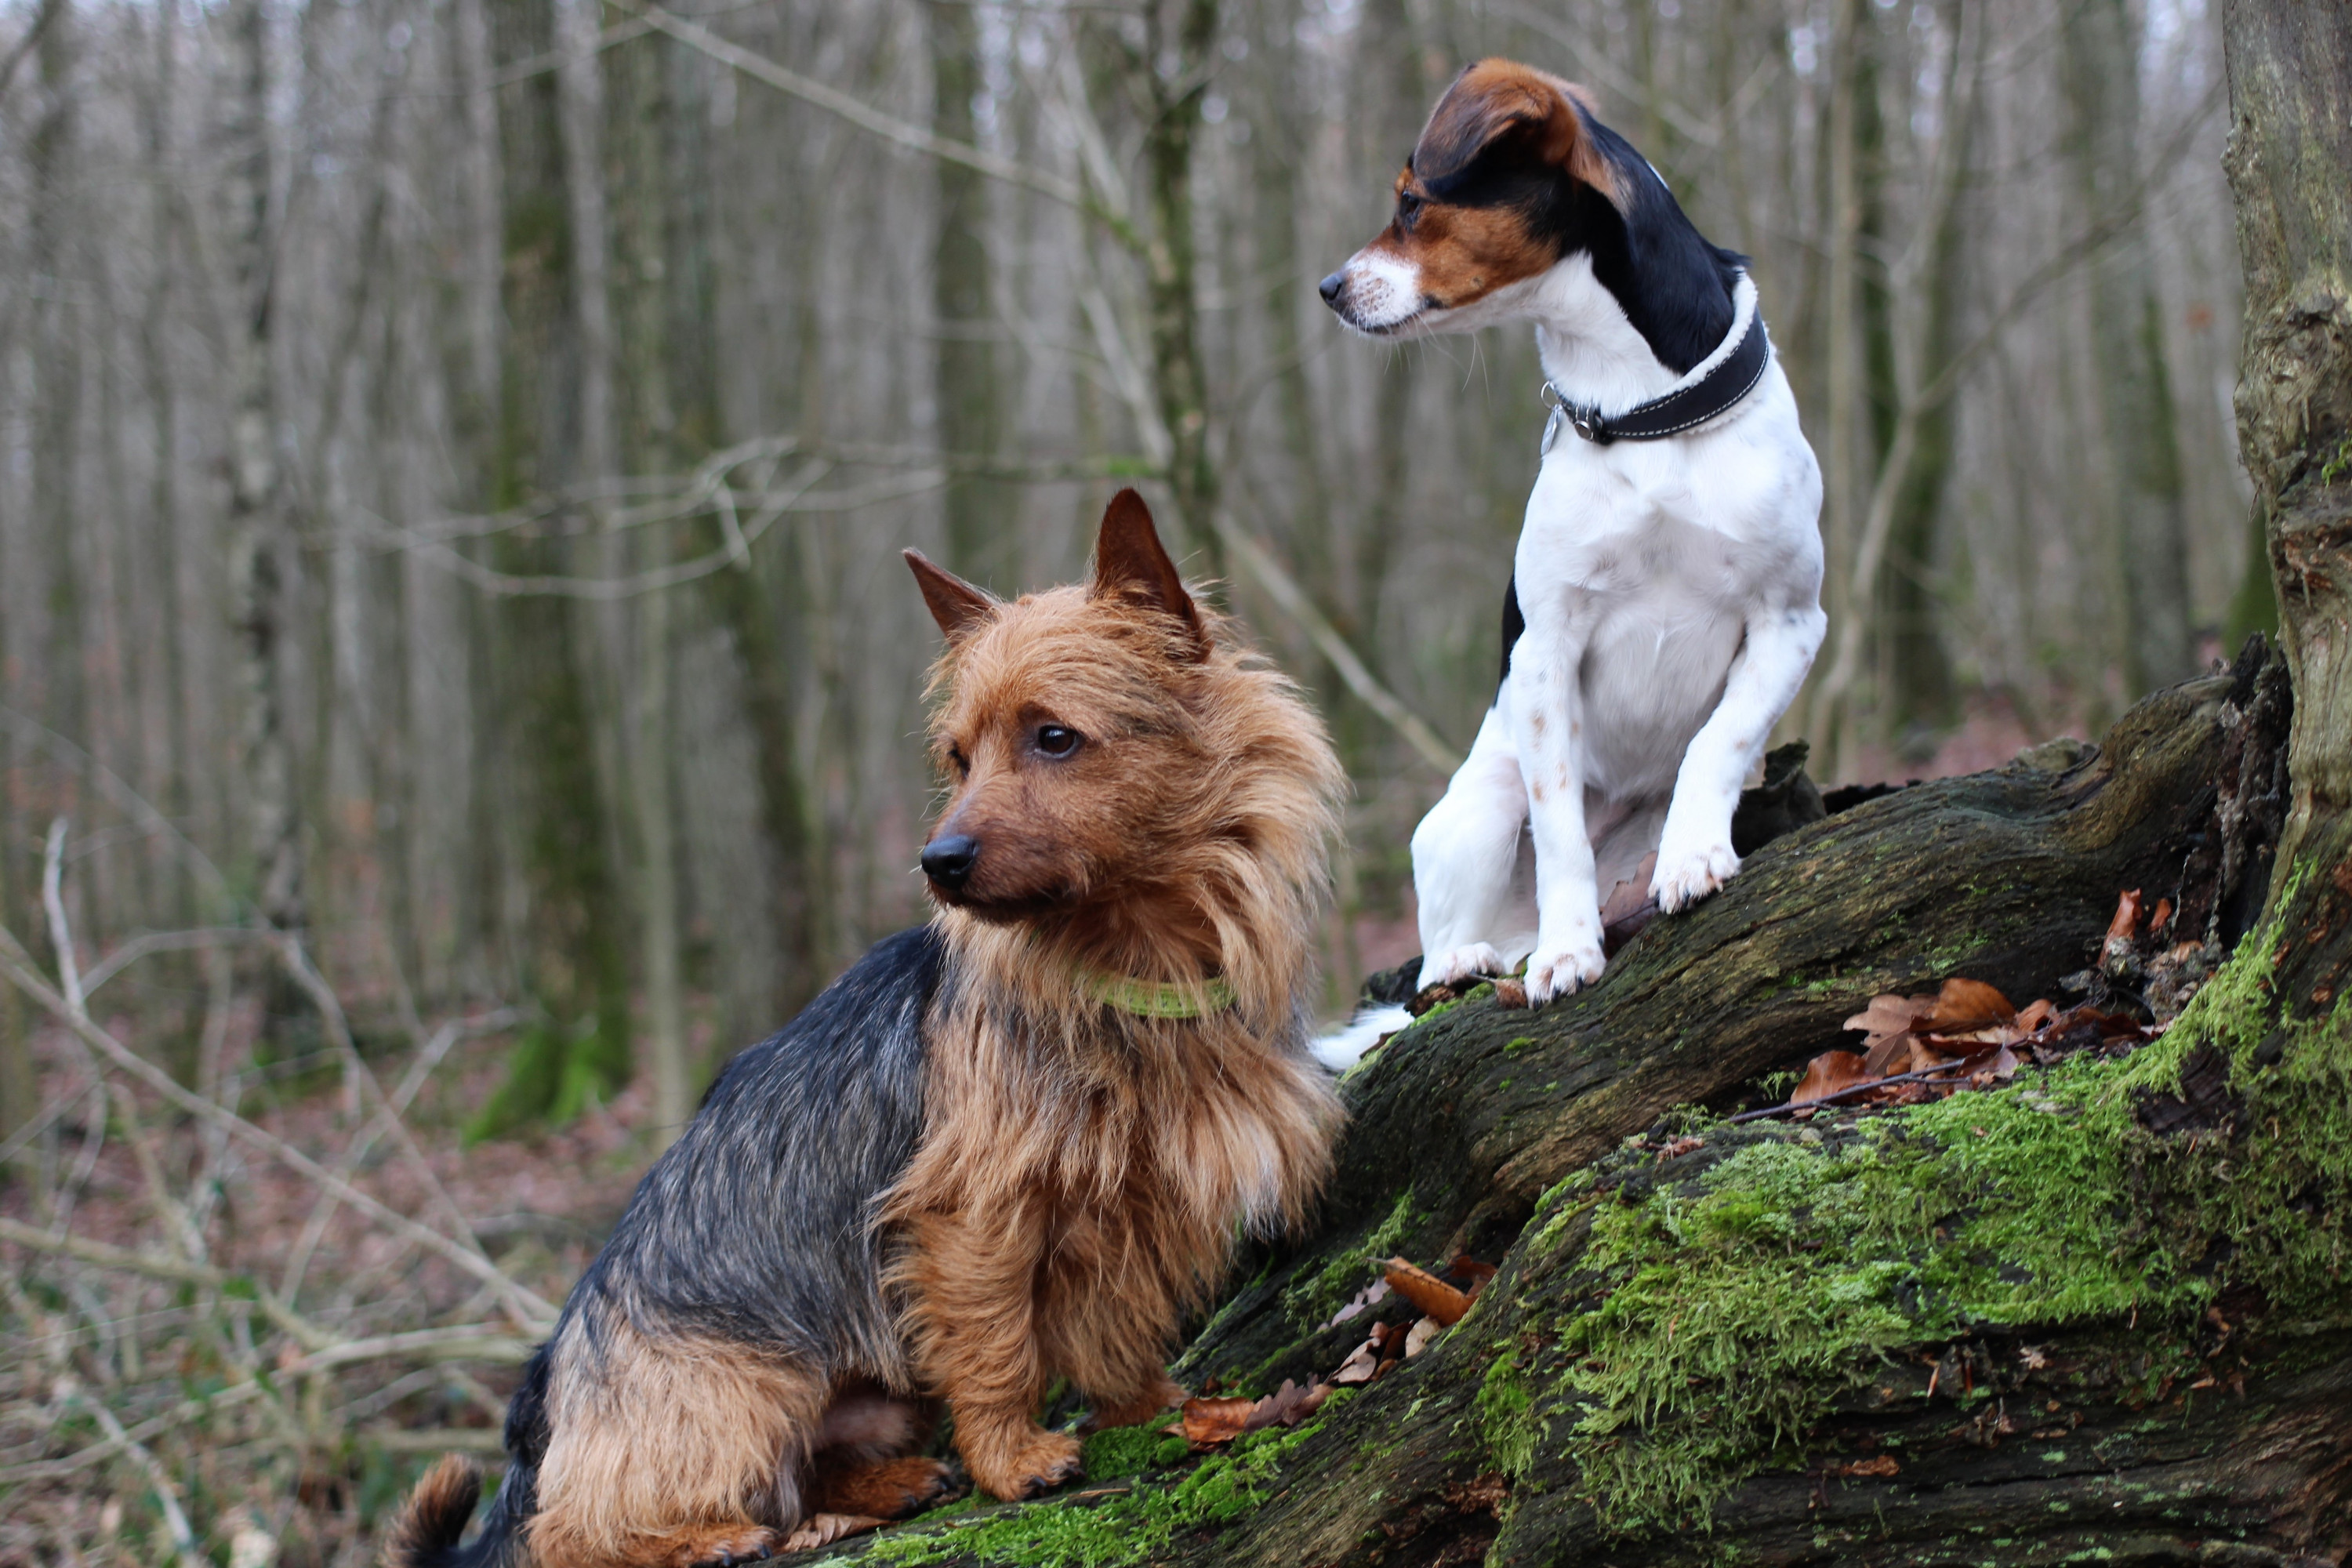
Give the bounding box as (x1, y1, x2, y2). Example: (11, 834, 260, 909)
(1726, 1061, 1973, 1124)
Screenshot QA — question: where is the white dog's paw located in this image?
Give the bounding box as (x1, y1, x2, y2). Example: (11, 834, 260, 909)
(1420, 943, 1507, 989)
(1523, 934, 1606, 1004)
(1650, 841, 1740, 913)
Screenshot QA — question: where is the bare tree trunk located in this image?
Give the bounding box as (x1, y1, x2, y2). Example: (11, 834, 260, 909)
(929, 0, 1014, 590)
(1809, 0, 1867, 776)
(30, 0, 82, 760)
(1878, 1, 1976, 742)
(222, 0, 303, 949)
(140, 0, 194, 930)
(2063, 0, 2198, 697)
(1138, 0, 1221, 572)
(470, 0, 633, 1135)
(607, 13, 690, 1136)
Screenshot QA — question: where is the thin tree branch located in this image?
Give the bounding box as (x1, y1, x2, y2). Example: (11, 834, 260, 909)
(612, 0, 1142, 248)
(0, 924, 558, 1330)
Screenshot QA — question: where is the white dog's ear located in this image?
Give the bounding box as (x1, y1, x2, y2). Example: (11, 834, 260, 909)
(904, 549, 998, 644)
(1414, 60, 1620, 205)
(1091, 489, 1208, 659)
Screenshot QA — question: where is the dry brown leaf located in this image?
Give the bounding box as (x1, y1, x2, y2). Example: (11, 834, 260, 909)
(2014, 997, 2056, 1033)
(1242, 1378, 1329, 1432)
(2151, 896, 2174, 933)
(1861, 1029, 1916, 1077)
(1404, 1316, 1443, 1358)
(1331, 1338, 1381, 1385)
(1792, 1049, 1875, 1105)
(1904, 1037, 1962, 1076)
(1845, 993, 1936, 1044)
(1599, 864, 1655, 930)
(1492, 978, 1529, 1009)
(1961, 1043, 2020, 1088)
(1382, 1258, 1473, 1327)
(1322, 1278, 1391, 1330)
(2107, 888, 2143, 941)
(1830, 1454, 1900, 1478)
(1928, 978, 2016, 1033)
(1177, 1396, 1255, 1446)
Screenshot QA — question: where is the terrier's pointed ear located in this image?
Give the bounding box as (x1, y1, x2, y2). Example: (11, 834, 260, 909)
(1091, 489, 1207, 659)
(904, 550, 998, 644)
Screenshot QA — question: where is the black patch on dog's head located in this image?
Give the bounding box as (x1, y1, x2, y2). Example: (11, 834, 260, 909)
(1406, 60, 1746, 374)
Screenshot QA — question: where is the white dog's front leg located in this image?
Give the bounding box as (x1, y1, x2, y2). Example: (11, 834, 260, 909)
(1652, 601, 1828, 912)
(1508, 614, 1605, 1004)
(1411, 694, 1530, 989)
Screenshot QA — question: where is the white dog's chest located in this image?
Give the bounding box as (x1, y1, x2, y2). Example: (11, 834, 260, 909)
(1512, 446, 1779, 800)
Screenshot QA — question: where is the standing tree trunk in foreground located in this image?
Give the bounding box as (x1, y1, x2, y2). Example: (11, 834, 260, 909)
(818, 3, 2352, 1560)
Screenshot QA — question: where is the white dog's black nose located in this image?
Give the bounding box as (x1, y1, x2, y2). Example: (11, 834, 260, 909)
(1317, 270, 1345, 307)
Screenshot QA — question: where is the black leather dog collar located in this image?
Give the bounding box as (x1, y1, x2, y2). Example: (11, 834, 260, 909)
(1541, 309, 1772, 452)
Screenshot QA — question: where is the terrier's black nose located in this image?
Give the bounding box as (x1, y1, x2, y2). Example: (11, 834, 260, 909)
(921, 834, 980, 891)
(1317, 270, 1346, 306)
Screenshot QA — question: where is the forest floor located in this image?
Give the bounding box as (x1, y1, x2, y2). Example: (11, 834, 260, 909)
(0, 994, 667, 1568)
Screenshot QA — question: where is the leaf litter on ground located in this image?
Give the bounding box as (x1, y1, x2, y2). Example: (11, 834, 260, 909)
(1740, 890, 2191, 1126)
(1174, 1254, 1498, 1448)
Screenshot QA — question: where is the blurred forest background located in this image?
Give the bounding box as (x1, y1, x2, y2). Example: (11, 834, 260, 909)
(0, 0, 2263, 1559)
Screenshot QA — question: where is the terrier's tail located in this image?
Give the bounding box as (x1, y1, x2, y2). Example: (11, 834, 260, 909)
(381, 1455, 531, 1568)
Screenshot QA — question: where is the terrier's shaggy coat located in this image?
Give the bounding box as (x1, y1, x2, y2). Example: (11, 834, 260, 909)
(384, 492, 1345, 1568)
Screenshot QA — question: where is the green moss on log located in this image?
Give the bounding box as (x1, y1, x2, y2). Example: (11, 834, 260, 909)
(1479, 888, 2351, 1534)
(844, 1394, 1357, 1568)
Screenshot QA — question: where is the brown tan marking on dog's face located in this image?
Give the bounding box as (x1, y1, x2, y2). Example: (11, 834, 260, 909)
(1319, 59, 1621, 336)
(907, 492, 1213, 923)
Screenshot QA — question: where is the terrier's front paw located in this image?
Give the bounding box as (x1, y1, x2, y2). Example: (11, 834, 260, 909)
(1650, 841, 1740, 913)
(1421, 943, 1506, 989)
(971, 1428, 1083, 1501)
(675, 1525, 778, 1567)
(1523, 934, 1606, 1004)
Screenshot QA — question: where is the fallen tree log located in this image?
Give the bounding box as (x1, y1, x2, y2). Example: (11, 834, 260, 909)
(1175, 650, 2288, 1404)
(800, 646, 2345, 1568)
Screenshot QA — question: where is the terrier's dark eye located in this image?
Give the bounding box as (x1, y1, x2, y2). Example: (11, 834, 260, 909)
(948, 746, 971, 777)
(1397, 191, 1424, 226)
(1035, 724, 1080, 757)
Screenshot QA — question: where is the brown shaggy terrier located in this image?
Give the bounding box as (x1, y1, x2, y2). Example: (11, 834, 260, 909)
(383, 490, 1345, 1568)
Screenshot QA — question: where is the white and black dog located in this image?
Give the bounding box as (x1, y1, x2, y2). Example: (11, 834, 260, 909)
(1322, 60, 1825, 1007)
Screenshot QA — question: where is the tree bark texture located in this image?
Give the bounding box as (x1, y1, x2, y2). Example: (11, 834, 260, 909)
(2225, 0, 2352, 855)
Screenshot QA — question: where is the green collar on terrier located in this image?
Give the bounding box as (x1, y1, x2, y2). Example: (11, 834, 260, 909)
(1077, 968, 1238, 1019)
